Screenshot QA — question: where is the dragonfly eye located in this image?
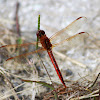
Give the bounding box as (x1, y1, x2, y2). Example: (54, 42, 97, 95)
(37, 30, 45, 37)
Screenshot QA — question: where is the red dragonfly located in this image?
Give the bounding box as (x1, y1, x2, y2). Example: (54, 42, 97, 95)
(0, 17, 88, 88)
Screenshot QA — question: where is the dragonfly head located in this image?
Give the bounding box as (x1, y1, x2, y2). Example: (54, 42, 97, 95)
(36, 30, 45, 38)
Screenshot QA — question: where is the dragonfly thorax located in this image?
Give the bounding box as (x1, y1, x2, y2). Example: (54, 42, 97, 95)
(37, 30, 52, 50)
(41, 36, 52, 50)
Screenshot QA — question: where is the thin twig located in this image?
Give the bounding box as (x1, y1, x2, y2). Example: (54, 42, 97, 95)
(53, 50, 87, 68)
(14, 2, 21, 37)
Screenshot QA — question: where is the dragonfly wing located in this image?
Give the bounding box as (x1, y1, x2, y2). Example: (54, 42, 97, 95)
(50, 17, 87, 44)
(0, 42, 42, 63)
(6, 48, 45, 61)
(0, 42, 41, 49)
(52, 32, 89, 49)
(0, 42, 42, 54)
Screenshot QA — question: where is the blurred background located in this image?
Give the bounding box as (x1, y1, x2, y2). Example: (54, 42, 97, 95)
(0, 0, 100, 37)
(0, 0, 100, 100)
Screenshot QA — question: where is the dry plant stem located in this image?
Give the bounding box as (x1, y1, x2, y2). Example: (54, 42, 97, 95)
(0, 69, 20, 100)
(26, 57, 38, 75)
(53, 50, 87, 69)
(71, 94, 99, 100)
(0, 84, 30, 100)
(67, 92, 79, 100)
(25, 58, 39, 100)
(37, 54, 53, 85)
(0, 67, 28, 99)
(88, 73, 100, 89)
(71, 89, 99, 100)
(43, 86, 66, 99)
(14, 2, 21, 36)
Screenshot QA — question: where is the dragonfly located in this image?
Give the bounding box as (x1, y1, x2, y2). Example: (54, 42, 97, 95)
(0, 16, 89, 88)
